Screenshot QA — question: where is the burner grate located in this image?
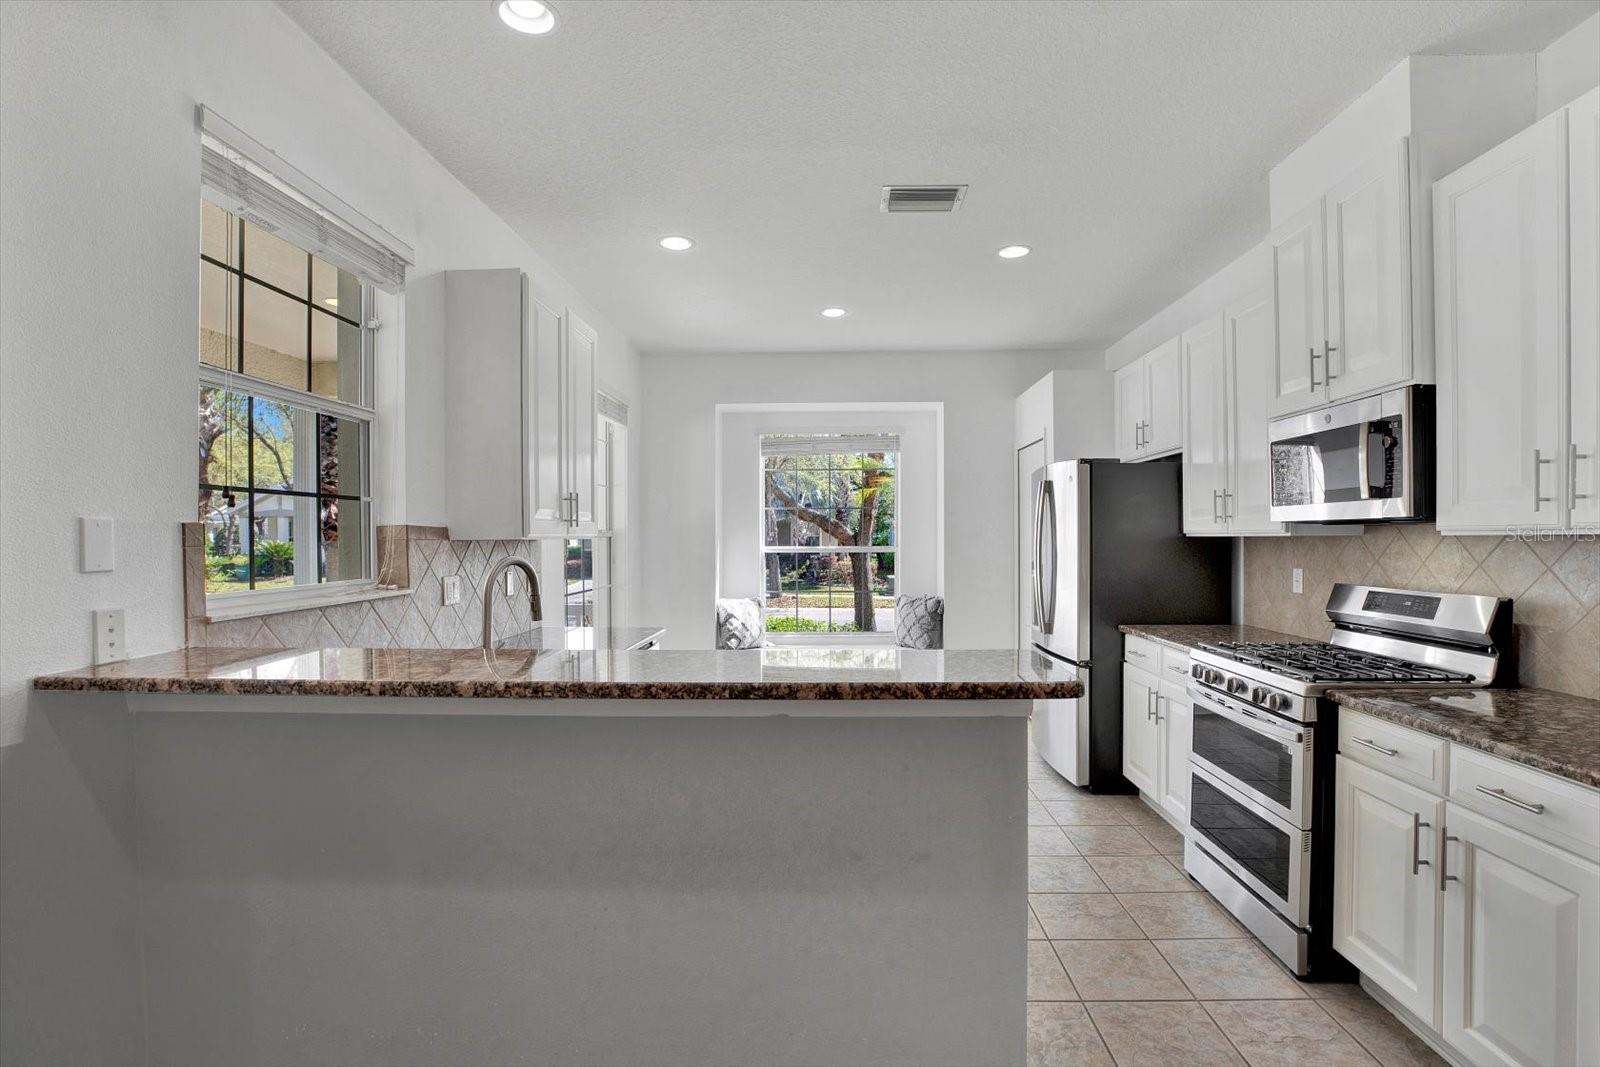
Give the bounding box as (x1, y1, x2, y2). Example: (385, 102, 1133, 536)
(1198, 641, 1474, 684)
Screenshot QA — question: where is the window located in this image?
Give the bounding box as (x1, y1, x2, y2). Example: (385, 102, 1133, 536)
(197, 200, 374, 595)
(761, 434, 898, 635)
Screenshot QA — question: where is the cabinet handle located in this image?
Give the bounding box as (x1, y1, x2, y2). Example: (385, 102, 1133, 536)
(1474, 784, 1545, 815)
(1348, 736, 1400, 758)
(1146, 690, 1155, 721)
(1534, 449, 1555, 512)
(1212, 489, 1221, 523)
(1222, 489, 1233, 521)
(1574, 444, 1592, 508)
(1411, 813, 1431, 875)
(1439, 828, 1460, 891)
(1308, 346, 1321, 389)
(1323, 341, 1338, 383)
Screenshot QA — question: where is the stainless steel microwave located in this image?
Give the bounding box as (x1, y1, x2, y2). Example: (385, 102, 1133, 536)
(1268, 386, 1433, 523)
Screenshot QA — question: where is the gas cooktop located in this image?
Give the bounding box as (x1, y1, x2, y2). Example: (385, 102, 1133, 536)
(1196, 640, 1474, 684)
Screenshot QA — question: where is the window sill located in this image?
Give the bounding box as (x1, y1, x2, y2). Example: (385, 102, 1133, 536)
(204, 585, 411, 623)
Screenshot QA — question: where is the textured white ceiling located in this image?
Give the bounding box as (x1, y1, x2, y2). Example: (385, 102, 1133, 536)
(280, 0, 1596, 354)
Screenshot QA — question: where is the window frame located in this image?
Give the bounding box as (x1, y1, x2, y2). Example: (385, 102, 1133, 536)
(760, 443, 899, 646)
(198, 203, 381, 612)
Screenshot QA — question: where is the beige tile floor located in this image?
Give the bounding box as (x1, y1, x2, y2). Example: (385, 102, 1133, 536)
(1026, 740, 1447, 1067)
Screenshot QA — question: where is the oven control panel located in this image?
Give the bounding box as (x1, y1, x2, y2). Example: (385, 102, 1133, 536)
(1190, 659, 1309, 723)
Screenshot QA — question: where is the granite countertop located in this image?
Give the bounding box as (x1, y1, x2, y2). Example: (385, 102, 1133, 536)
(1118, 622, 1314, 651)
(34, 646, 1081, 702)
(496, 624, 665, 651)
(1332, 688, 1600, 789)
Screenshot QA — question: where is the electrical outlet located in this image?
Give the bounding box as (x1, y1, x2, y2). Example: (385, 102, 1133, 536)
(442, 574, 462, 606)
(93, 608, 127, 664)
(1292, 567, 1304, 595)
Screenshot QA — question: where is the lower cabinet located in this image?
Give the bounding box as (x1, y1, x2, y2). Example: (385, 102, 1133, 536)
(1333, 755, 1442, 1025)
(1334, 729, 1600, 1066)
(1440, 803, 1600, 1067)
(1121, 663, 1159, 795)
(1157, 679, 1192, 824)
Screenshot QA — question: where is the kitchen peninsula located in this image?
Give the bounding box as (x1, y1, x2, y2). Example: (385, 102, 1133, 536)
(35, 646, 1076, 1067)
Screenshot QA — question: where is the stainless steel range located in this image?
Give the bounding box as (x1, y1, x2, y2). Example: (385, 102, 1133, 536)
(1182, 583, 1513, 976)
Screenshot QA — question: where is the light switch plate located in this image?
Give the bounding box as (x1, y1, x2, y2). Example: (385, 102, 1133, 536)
(1292, 567, 1304, 595)
(442, 575, 462, 606)
(93, 608, 127, 664)
(80, 516, 114, 572)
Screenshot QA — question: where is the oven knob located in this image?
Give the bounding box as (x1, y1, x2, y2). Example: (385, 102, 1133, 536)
(1225, 676, 1249, 696)
(1250, 686, 1267, 704)
(1191, 663, 1203, 680)
(1203, 668, 1223, 686)
(1266, 692, 1292, 713)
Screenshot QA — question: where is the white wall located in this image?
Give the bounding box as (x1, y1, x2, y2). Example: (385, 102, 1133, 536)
(1536, 12, 1600, 117)
(637, 349, 1105, 650)
(0, 2, 640, 1060)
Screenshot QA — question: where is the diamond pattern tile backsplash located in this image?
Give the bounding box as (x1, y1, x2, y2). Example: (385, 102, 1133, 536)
(184, 525, 548, 651)
(1242, 526, 1600, 699)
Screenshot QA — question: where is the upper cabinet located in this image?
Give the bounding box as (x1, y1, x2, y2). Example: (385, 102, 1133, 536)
(437, 268, 599, 541)
(1269, 138, 1415, 417)
(1182, 289, 1286, 537)
(1434, 88, 1599, 534)
(1114, 336, 1183, 462)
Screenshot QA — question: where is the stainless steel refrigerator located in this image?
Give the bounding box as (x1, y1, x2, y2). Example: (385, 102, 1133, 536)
(1026, 458, 1232, 791)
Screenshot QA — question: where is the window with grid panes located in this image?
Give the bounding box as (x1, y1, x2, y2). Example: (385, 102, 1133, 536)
(198, 200, 374, 595)
(761, 434, 897, 635)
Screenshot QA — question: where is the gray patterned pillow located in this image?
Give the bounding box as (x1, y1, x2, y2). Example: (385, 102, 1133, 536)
(895, 594, 944, 649)
(715, 597, 764, 649)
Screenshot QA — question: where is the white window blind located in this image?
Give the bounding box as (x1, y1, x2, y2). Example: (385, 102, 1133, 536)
(760, 433, 901, 456)
(198, 107, 412, 293)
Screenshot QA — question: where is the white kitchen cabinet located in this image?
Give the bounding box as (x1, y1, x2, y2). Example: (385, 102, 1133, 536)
(1333, 755, 1442, 1026)
(1434, 90, 1599, 534)
(439, 268, 598, 540)
(1270, 138, 1418, 418)
(1181, 315, 1229, 534)
(1156, 677, 1192, 824)
(1440, 802, 1600, 1067)
(1114, 337, 1183, 462)
(1121, 662, 1159, 795)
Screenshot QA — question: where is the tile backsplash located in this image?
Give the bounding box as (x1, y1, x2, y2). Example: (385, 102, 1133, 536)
(184, 525, 545, 650)
(1241, 526, 1599, 699)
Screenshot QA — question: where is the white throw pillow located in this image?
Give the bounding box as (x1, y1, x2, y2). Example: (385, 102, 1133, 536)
(715, 597, 764, 649)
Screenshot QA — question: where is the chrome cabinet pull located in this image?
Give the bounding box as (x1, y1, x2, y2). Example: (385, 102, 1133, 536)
(1574, 444, 1592, 508)
(1146, 690, 1155, 722)
(1308, 346, 1321, 389)
(1212, 489, 1221, 523)
(1222, 490, 1233, 522)
(1349, 736, 1400, 758)
(1440, 828, 1460, 891)
(1412, 813, 1431, 875)
(1323, 341, 1338, 382)
(1534, 449, 1555, 512)
(1475, 785, 1545, 815)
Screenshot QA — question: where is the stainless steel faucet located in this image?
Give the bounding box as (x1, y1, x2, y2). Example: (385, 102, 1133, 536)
(482, 555, 542, 650)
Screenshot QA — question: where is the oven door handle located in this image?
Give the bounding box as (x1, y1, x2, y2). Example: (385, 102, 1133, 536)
(1187, 685, 1304, 746)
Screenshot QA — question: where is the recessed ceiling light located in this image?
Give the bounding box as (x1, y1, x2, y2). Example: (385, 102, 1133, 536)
(658, 235, 695, 252)
(997, 245, 1032, 259)
(495, 0, 558, 35)
(820, 307, 848, 319)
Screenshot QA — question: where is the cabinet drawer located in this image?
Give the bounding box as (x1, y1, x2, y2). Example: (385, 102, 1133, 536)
(1449, 746, 1600, 862)
(1123, 635, 1161, 672)
(1339, 710, 1447, 794)
(1159, 644, 1191, 684)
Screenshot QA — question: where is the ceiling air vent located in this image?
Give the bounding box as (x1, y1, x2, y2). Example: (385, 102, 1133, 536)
(880, 184, 967, 213)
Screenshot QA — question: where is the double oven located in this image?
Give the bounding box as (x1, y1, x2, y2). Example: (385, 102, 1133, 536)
(1186, 677, 1315, 931)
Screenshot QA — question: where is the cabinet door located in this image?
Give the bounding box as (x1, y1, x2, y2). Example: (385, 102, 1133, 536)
(1224, 287, 1283, 535)
(1181, 316, 1228, 534)
(564, 312, 598, 527)
(1144, 336, 1184, 456)
(1435, 113, 1566, 532)
(1114, 360, 1147, 462)
(1121, 664, 1158, 795)
(1333, 756, 1442, 1026)
(1570, 89, 1599, 531)
(1441, 803, 1600, 1067)
(523, 291, 567, 534)
(1156, 679, 1192, 824)
(1327, 139, 1412, 401)
(1268, 198, 1328, 417)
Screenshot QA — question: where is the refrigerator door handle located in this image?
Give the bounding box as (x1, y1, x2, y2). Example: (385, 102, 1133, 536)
(1031, 479, 1047, 629)
(1040, 479, 1058, 634)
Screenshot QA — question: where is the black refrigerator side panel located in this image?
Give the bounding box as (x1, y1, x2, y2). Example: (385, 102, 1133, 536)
(1085, 458, 1233, 793)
